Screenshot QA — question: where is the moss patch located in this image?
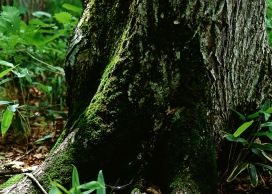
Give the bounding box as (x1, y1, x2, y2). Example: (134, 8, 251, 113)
(0, 174, 24, 189)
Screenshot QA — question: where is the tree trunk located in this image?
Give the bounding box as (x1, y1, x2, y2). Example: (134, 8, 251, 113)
(2, 0, 272, 193)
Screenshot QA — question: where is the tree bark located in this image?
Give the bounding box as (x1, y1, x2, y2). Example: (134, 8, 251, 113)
(1, 0, 272, 193)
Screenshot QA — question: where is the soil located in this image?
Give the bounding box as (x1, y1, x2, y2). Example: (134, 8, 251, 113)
(216, 137, 272, 194)
(218, 168, 272, 193)
(0, 118, 65, 186)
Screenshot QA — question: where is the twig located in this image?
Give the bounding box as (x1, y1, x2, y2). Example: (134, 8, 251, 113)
(22, 50, 64, 75)
(24, 173, 48, 194)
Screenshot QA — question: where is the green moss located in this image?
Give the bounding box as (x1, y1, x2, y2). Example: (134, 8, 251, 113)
(61, 0, 218, 193)
(0, 174, 24, 189)
(50, 129, 67, 154)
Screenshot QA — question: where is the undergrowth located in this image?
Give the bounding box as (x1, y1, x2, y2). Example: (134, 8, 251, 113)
(0, 1, 82, 138)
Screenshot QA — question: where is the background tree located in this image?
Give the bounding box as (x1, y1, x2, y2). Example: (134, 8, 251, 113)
(0, 0, 50, 22)
(2, 0, 272, 193)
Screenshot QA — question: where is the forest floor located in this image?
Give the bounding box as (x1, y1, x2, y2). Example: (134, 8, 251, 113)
(218, 167, 272, 193)
(216, 141, 272, 194)
(0, 117, 65, 186)
(0, 101, 271, 193)
(1, 127, 272, 194)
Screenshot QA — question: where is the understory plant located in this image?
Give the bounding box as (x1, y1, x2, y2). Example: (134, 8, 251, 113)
(49, 165, 106, 194)
(0, 4, 82, 137)
(267, 0, 272, 46)
(222, 100, 272, 187)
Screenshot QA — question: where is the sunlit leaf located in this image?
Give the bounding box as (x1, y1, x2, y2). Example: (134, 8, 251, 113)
(265, 113, 271, 121)
(96, 170, 106, 194)
(233, 120, 254, 137)
(227, 162, 248, 182)
(28, 18, 48, 27)
(48, 183, 63, 194)
(265, 107, 272, 114)
(247, 111, 260, 120)
(77, 181, 103, 190)
(1, 108, 13, 136)
(32, 11, 51, 18)
(8, 104, 19, 112)
(0, 67, 14, 78)
(54, 12, 72, 24)
(0, 60, 14, 67)
(62, 3, 83, 13)
(260, 110, 271, 120)
(0, 101, 11, 105)
(17, 68, 28, 78)
(35, 134, 53, 143)
(1, 6, 20, 32)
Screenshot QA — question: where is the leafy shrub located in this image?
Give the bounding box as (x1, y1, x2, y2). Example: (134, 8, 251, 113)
(0, 4, 82, 136)
(49, 0, 82, 15)
(222, 100, 272, 187)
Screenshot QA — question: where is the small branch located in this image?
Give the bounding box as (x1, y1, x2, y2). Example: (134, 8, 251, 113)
(24, 173, 48, 194)
(22, 50, 64, 75)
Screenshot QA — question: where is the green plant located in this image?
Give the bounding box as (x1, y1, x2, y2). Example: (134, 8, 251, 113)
(0, 59, 68, 136)
(0, 3, 82, 136)
(222, 100, 272, 187)
(49, 0, 82, 15)
(48, 165, 106, 194)
(267, 0, 272, 46)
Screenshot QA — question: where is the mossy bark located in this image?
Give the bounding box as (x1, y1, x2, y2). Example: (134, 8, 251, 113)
(2, 0, 272, 194)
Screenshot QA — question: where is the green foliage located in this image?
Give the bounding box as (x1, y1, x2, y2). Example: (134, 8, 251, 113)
(0, 3, 82, 136)
(55, 12, 73, 24)
(0, 6, 20, 34)
(267, 0, 272, 46)
(223, 100, 272, 187)
(48, 166, 106, 194)
(62, 4, 83, 14)
(49, 0, 82, 15)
